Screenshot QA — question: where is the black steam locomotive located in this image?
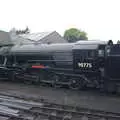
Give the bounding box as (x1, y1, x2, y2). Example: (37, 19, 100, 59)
(0, 40, 120, 93)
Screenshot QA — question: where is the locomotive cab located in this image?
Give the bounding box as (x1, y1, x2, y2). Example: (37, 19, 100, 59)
(73, 44, 98, 72)
(73, 41, 107, 88)
(73, 41, 106, 72)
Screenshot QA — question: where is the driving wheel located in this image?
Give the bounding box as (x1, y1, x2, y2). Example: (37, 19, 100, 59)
(69, 78, 84, 90)
(52, 75, 62, 88)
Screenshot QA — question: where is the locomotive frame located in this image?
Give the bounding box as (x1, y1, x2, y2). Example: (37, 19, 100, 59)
(0, 40, 120, 93)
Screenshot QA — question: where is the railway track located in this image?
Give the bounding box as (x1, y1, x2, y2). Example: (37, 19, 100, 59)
(0, 93, 118, 120)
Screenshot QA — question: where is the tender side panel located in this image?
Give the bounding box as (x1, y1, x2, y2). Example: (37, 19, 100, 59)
(106, 56, 120, 79)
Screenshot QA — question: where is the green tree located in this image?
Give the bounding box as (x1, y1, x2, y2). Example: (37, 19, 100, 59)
(64, 28, 88, 42)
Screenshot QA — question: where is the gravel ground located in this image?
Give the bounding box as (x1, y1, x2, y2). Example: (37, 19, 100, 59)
(0, 81, 120, 113)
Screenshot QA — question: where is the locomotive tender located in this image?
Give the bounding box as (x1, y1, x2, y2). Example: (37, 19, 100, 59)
(0, 40, 120, 93)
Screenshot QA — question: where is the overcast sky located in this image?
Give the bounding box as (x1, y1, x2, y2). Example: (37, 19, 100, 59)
(0, 0, 120, 43)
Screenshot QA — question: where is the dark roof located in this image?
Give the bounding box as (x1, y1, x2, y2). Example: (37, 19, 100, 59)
(10, 31, 67, 45)
(19, 31, 54, 42)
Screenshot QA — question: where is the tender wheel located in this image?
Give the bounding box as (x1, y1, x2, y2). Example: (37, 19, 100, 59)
(52, 75, 62, 88)
(69, 78, 84, 90)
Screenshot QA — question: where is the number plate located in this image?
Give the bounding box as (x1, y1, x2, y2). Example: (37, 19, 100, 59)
(78, 62, 92, 68)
